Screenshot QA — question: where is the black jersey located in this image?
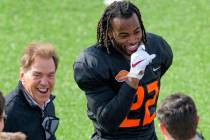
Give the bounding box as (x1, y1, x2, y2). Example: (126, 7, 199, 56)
(74, 33, 173, 140)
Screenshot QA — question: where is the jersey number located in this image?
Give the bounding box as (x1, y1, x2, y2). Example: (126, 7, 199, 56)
(119, 80, 159, 128)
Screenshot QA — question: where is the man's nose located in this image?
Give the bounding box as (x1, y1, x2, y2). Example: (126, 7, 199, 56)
(128, 35, 138, 45)
(40, 77, 48, 85)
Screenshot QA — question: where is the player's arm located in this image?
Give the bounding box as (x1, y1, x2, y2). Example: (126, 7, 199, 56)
(74, 61, 137, 133)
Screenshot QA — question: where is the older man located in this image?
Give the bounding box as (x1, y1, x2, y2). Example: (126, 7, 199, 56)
(4, 43, 59, 140)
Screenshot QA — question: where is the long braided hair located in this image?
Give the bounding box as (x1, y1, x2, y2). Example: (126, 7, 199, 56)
(97, 1, 147, 53)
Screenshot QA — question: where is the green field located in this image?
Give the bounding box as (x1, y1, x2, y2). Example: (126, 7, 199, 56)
(0, 0, 209, 139)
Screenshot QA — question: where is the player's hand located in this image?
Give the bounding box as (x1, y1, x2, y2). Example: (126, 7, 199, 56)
(127, 43, 156, 79)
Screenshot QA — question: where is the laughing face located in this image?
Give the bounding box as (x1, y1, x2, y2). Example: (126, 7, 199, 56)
(109, 13, 143, 57)
(20, 56, 56, 107)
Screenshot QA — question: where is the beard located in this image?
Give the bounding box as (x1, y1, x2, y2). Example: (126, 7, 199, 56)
(110, 38, 141, 58)
(110, 38, 131, 57)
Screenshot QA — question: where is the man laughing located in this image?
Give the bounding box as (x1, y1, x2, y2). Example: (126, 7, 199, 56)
(4, 43, 59, 140)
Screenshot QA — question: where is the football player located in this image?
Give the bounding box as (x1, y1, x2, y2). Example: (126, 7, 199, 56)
(74, 1, 173, 140)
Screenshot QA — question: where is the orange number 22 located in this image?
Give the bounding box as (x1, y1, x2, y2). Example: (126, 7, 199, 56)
(119, 80, 159, 128)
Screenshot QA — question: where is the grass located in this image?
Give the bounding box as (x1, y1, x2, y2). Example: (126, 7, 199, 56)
(0, 0, 209, 139)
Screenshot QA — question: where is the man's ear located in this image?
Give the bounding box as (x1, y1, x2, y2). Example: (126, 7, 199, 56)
(19, 68, 25, 82)
(159, 122, 167, 135)
(196, 115, 199, 125)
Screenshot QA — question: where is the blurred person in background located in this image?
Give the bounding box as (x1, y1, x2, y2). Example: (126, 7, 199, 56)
(157, 93, 204, 140)
(0, 90, 26, 140)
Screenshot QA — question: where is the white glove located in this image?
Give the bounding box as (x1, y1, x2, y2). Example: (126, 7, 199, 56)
(127, 43, 156, 79)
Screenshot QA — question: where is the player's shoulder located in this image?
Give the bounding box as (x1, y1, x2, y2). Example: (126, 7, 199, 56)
(74, 44, 107, 67)
(74, 45, 110, 90)
(146, 33, 166, 44)
(146, 32, 172, 52)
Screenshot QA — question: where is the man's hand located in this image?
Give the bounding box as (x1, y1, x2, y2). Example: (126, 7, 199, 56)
(127, 43, 156, 80)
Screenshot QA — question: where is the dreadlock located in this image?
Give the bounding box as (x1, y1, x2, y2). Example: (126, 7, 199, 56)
(97, 1, 147, 53)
